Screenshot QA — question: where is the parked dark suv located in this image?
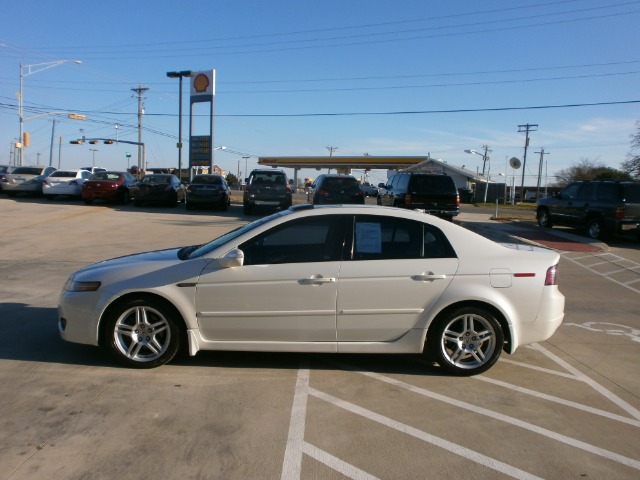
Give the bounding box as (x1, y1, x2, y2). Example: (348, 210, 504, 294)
(309, 174, 365, 205)
(377, 172, 460, 220)
(536, 180, 640, 240)
(243, 169, 292, 215)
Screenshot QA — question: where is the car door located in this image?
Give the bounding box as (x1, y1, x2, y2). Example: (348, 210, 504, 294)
(337, 215, 459, 343)
(195, 215, 347, 343)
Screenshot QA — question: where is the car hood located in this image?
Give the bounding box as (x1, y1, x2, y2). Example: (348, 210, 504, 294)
(71, 248, 206, 290)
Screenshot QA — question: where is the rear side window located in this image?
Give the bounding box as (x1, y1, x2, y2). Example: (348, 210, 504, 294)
(351, 215, 456, 260)
(410, 175, 456, 194)
(623, 184, 640, 202)
(596, 184, 620, 202)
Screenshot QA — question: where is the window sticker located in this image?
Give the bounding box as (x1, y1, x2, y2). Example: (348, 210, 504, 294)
(356, 222, 382, 253)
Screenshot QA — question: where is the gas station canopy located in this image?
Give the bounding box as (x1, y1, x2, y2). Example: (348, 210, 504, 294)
(258, 156, 429, 171)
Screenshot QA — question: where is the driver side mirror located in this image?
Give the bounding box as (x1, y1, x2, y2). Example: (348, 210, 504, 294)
(217, 248, 244, 268)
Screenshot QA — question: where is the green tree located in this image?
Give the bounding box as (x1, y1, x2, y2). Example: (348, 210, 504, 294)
(225, 173, 239, 187)
(621, 120, 640, 180)
(554, 158, 632, 186)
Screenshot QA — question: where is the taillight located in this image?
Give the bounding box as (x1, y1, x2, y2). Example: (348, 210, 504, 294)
(615, 206, 624, 219)
(318, 189, 328, 196)
(405, 194, 412, 206)
(456, 194, 460, 207)
(545, 264, 559, 286)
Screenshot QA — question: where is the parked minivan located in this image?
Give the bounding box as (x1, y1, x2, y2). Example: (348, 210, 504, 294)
(378, 172, 460, 220)
(536, 180, 640, 240)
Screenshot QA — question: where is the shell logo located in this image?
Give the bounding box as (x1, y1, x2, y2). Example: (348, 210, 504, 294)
(193, 74, 210, 93)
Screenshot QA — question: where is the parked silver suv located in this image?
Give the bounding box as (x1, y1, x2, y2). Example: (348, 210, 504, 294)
(243, 169, 292, 215)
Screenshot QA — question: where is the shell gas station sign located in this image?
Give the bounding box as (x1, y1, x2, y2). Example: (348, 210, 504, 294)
(189, 70, 216, 175)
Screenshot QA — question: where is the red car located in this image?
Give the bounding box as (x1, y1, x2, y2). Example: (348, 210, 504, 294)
(81, 171, 137, 205)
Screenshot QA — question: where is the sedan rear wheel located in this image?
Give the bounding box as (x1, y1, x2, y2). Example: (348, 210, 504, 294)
(427, 306, 503, 376)
(104, 298, 182, 368)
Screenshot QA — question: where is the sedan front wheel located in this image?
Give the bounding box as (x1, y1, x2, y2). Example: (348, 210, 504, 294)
(104, 298, 182, 368)
(427, 306, 504, 375)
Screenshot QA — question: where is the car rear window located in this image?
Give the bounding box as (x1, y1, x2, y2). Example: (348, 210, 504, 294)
(11, 167, 42, 175)
(91, 173, 121, 181)
(410, 176, 456, 194)
(251, 172, 286, 185)
(51, 171, 78, 178)
(141, 176, 170, 185)
(192, 176, 222, 185)
(323, 177, 360, 193)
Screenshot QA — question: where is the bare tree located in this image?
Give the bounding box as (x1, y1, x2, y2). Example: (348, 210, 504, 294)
(621, 120, 640, 180)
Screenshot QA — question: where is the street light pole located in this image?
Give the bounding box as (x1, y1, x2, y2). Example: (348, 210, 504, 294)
(166, 70, 193, 182)
(89, 148, 98, 168)
(18, 59, 81, 166)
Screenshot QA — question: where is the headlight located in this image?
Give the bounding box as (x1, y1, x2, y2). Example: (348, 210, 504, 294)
(63, 278, 101, 292)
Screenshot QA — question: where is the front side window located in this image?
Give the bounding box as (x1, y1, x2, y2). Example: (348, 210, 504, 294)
(239, 215, 345, 265)
(351, 215, 456, 260)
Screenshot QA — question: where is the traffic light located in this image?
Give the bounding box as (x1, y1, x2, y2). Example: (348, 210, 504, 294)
(89, 140, 99, 144)
(69, 140, 83, 145)
(23, 132, 30, 148)
(104, 139, 114, 144)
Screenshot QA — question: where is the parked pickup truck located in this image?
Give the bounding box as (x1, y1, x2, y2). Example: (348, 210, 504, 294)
(536, 180, 640, 240)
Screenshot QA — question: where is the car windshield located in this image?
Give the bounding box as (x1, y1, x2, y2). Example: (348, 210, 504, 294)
(11, 167, 42, 175)
(181, 210, 294, 260)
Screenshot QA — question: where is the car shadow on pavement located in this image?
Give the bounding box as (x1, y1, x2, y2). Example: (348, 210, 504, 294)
(0, 303, 112, 367)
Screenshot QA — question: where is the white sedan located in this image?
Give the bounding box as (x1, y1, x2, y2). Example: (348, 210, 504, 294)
(58, 205, 565, 375)
(42, 169, 92, 198)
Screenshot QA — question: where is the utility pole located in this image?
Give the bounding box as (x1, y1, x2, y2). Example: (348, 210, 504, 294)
(49, 119, 56, 167)
(518, 123, 538, 202)
(534, 148, 549, 200)
(132, 85, 149, 176)
(481, 145, 492, 177)
(326, 145, 338, 156)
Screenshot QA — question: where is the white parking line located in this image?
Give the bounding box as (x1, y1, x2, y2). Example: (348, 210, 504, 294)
(281, 364, 310, 480)
(303, 443, 381, 480)
(309, 388, 543, 480)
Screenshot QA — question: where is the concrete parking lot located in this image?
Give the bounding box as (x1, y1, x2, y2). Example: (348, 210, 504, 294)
(1, 196, 639, 479)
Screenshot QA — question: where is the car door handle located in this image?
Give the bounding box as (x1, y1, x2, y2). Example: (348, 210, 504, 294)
(299, 276, 336, 285)
(411, 273, 447, 281)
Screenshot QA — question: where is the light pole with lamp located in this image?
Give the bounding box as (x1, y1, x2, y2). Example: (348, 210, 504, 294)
(89, 148, 98, 168)
(166, 70, 194, 182)
(19, 59, 82, 165)
(464, 147, 492, 203)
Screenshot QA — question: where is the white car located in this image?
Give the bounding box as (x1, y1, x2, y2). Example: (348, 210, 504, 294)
(360, 182, 378, 196)
(58, 205, 565, 375)
(42, 169, 92, 198)
(3, 165, 56, 196)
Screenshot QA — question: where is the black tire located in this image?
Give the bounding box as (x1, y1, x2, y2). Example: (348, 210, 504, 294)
(537, 208, 552, 228)
(103, 297, 182, 369)
(185, 201, 193, 211)
(45, 195, 54, 201)
(427, 306, 504, 376)
(168, 192, 178, 208)
(6, 192, 16, 198)
(120, 190, 130, 205)
(586, 217, 605, 240)
(220, 196, 229, 211)
(243, 203, 253, 215)
(134, 200, 143, 207)
(83, 198, 93, 205)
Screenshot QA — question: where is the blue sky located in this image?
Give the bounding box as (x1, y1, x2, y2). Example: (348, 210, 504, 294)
(1, 0, 639, 185)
